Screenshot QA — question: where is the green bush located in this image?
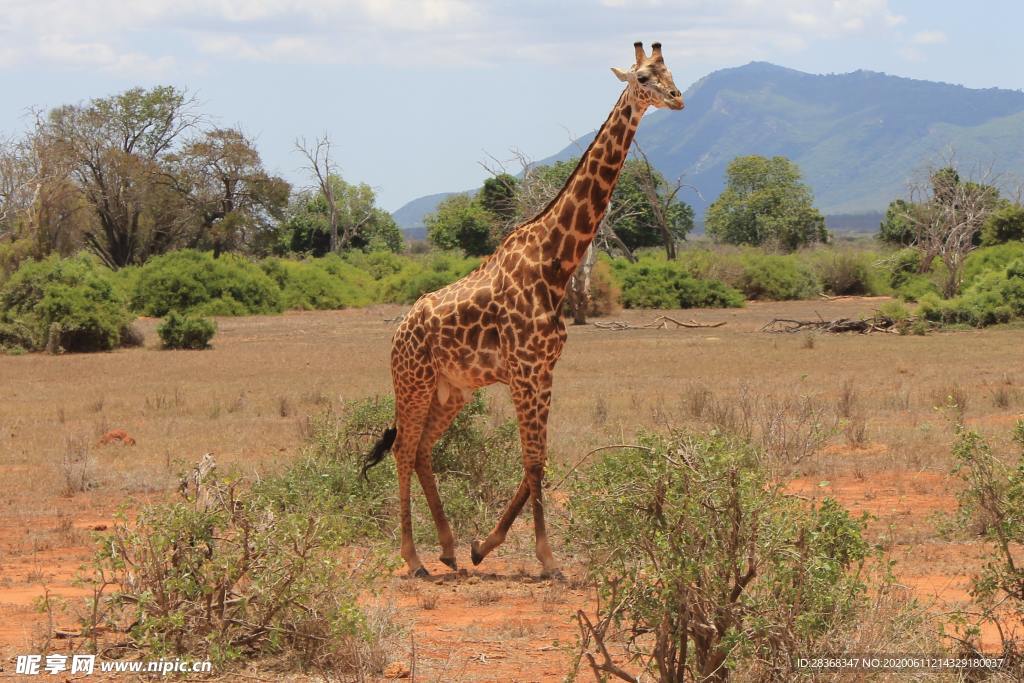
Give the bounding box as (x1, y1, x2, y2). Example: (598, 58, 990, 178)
(811, 249, 886, 296)
(0, 320, 36, 354)
(0, 254, 132, 352)
(133, 250, 282, 316)
(157, 311, 217, 349)
(961, 242, 1024, 288)
(306, 253, 377, 306)
(735, 252, 820, 300)
(919, 258, 1024, 327)
(378, 253, 479, 304)
(342, 250, 407, 280)
(260, 257, 372, 310)
(876, 247, 949, 301)
(566, 431, 870, 681)
(612, 256, 745, 309)
(0, 236, 35, 285)
(947, 421, 1024, 664)
(980, 203, 1024, 246)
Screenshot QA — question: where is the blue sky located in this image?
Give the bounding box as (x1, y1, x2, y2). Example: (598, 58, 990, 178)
(2, 0, 1021, 211)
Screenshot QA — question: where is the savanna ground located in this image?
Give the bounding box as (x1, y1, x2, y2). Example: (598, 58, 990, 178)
(1, 298, 1022, 680)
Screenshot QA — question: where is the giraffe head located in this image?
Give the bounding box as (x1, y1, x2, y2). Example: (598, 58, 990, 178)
(611, 41, 684, 111)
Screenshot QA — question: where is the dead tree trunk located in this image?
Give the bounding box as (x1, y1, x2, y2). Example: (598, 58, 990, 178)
(566, 242, 596, 325)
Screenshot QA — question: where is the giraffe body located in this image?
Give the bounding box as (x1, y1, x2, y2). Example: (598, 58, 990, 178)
(369, 42, 684, 577)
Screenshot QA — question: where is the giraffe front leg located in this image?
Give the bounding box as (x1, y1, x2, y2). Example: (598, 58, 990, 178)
(526, 462, 559, 577)
(472, 369, 560, 577)
(512, 371, 560, 577)
(471, 478, 530, 565)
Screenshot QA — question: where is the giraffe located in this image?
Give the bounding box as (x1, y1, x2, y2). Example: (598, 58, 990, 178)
(364, 41, 684, 578)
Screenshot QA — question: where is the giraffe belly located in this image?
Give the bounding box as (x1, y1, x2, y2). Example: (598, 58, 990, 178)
(432, 340, 509, 403)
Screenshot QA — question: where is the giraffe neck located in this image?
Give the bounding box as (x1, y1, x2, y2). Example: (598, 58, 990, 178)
(537, 89, 645, 292)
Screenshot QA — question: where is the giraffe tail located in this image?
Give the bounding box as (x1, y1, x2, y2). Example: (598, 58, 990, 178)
(361, 426, 397, 481)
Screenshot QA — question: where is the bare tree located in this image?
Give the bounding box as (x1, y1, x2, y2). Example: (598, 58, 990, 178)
(903, 158, 1001, 298)
(481, 148, 638, 261)
(295, 134, 374, 253)
(1, 130, 92, 257)
(0, 135, 35, 239)
(631, 142, 694, 260)
(296, 135, 340, 253)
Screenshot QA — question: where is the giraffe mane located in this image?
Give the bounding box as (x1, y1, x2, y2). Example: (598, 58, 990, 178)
(519, 89, 629, 230)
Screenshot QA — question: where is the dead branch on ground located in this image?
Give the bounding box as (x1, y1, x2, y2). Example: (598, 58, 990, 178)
(761, 314, 922, 334)
(594, 315, 726, 331)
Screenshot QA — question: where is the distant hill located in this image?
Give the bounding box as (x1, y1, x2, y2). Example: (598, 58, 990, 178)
(392, 62, 1024, 234)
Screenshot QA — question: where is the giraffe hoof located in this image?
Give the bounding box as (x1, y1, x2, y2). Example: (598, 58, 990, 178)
(470, 540, 484, 566)
(412, 566, 430, 579)
(440, 555, 458, 571)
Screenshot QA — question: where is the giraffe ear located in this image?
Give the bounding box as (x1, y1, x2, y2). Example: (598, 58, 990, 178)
(611, 67, 632, 82)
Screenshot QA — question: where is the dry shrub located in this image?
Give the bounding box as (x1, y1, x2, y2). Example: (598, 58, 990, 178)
(757, 394, 835, 464)
(77, 458, 396, 674)
(468, 586, 502, 606)
(932, 384, 969, 419)
(991, 382, 1016, 409)
(843, 413, 869, 449)
(682, 384, 714, 420)
(119, 322, 145, 348)
(353, 601, 406, 676)
(779, 581, 946, 683)
(687, 385, 834, 468)
(278, 395, 293, 417)
(587, 258, 621, 317)
(417, 592, 439, 610)
(59, 435, 95, 496)
(836, 379, 859, 419)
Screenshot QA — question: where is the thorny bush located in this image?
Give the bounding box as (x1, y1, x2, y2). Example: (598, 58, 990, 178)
(79, 459, 394, 672)
(947, 419, 1024, 672)
(566, 431, 870, 682)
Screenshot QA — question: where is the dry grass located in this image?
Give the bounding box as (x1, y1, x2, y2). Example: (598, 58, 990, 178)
(3, 300, 1024, 675)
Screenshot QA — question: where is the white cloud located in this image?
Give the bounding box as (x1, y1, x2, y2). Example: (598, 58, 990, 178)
(911, 30, 947, 45)
(0, 0, 913, 72)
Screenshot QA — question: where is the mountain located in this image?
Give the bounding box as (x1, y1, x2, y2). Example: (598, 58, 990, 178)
(392, 62, 1024, 232)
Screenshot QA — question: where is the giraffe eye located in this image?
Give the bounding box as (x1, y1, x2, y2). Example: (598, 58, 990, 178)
(637, 74, 650, 84)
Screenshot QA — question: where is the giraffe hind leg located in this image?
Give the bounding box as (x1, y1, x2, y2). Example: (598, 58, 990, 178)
(415, 390, 468, 571)
(392, 379, 434, 577)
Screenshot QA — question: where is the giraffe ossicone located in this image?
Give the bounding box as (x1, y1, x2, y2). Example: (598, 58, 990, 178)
(363, 41, 685, 578)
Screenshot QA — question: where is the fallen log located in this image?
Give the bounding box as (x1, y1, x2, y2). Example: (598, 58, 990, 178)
(593, 315, 726, 331)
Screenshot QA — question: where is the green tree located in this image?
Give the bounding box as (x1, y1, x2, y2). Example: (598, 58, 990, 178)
(705, 155, 828, 251)
(615, 156, 694, 255)
(478, 173, 518, 225)
(425, 194, 495, 256)
(38, 86, 200, 268)
(171, 128, 290, 257)
(280, 176, 401, 256)
(981, 202, 1024, 246)
(508, 157, 693, 255)
(878, 199, 915, 246)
